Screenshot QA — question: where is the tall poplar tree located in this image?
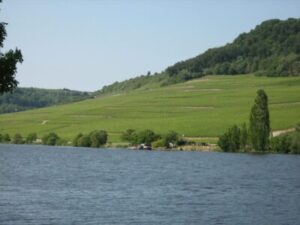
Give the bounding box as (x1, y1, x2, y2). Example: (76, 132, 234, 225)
(0, 0, 23, 94)
(249, 89, 270, 151)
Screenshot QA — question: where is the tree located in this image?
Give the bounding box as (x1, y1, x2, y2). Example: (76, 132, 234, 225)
(72, 133, 83, 147)
(77, 134, 91, 147)
(26, 132, 37, 144)
(218, 125, 241, 152)
(42, 132, 60, 146)
(89, 130, 108, 147)
(137, 129, 159, 146)
(249, 90, 270, 151)
(163, 131, 179, 148)
(240, 123, 248, 150)
(12, 133, 23, 144)
(0, 1, 23, 94)
(121, 129, 138, 145)
(3, 133, 10, 142)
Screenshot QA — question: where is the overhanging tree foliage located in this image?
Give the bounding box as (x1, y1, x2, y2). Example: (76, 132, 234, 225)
(0, 0, 23, 94)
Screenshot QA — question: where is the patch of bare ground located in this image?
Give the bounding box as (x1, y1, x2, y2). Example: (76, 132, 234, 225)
(41, 120, 48, 125)
(272, 128, 295, 137)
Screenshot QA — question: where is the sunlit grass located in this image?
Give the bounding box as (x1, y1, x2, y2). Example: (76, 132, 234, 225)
(0, 75, 299, 143)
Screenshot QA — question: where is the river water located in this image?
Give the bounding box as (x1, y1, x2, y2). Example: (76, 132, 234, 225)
(0, 144, 299, 225)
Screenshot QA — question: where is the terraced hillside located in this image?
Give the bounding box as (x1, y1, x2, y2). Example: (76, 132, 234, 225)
(0, 75, 299, 143)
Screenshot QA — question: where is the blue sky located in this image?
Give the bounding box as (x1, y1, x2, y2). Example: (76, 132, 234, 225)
(2, 0, 300, 91)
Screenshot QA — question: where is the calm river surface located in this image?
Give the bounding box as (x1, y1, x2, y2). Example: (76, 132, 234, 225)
(0, 144, 299, 225)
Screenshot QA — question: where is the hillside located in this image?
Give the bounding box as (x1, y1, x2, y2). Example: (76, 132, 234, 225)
(0, 87, 91, 114)
(0, 75, 299, 143)
(98, 18, 300, 95)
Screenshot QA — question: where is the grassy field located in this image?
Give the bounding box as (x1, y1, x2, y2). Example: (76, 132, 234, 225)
(0, 75, 299, 143)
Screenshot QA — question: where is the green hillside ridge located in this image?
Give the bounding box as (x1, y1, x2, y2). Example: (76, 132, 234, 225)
(0, 75, 299, 143)
(0, 87, 91, 114)
(98, 18, 300, 96)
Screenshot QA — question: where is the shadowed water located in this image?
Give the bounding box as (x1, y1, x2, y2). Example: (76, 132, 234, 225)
(0, 144, 299, 225)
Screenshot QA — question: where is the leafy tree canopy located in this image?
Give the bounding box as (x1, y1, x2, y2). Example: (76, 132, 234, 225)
(97, 18, 300, 96)
(0, 0, 23, 94)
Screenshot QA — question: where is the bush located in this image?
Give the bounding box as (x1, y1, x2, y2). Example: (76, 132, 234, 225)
(56, 138, 68, 146)
(270, 127, 300, 154)
(72, 133, 83, 147)
(291, 132, 300, 154)
(72, 130, 108, 148)
(12, 133, 24, 144)
(152, 139, 165, 148)
(77, 134, 91, 147)
(137, 129, 160, 146)
(163, 131, 179, 148)
(90, 130, 108, 147)
(121, 129, 138, 145)
(42, 132, 60, 146)
(2, 133, 10, 143)
(218, 125, 241, 152)
(26, 132, 37, 144)
(177, 138, 187, 146)
(270, 135, 292, 153)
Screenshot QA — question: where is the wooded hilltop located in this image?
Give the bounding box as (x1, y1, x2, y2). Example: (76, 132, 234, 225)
(98, 18, 300, 95)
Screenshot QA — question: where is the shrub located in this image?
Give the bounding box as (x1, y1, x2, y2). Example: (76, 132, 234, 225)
(26, 132, 37, 144)
(56, 138, 68, 146)
(163, 131, 179, 148)
(218, 125, 241, 152)
(90, 130, 108, 147)
(270, 126, 300, 154)
(291, 132, 300, 154)
(3, 133, 10, 143)
(270, 135, 292, 153)
(72, 133, 83, 146)
(77, 134, 91, 147)
(152, 139, 165, 148)
(42, 132, 60, 146)
(121, 129, 138, 145)
(12, 133, 24, 144)
(177, 138, 187, 146)
(137, 129, 160, 146)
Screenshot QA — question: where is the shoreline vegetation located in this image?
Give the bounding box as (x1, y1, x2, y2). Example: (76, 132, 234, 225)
(0, 125, 299, 154)
(1, 89, 299, 154)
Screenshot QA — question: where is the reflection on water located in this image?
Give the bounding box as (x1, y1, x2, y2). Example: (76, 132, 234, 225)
(0, 144, 300, 225)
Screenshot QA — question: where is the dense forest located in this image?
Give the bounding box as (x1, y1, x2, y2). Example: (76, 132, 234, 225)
(98, 18, 300, 95)
(0, 88, 91, 114)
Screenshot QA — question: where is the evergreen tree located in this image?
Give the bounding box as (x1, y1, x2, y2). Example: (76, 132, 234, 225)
(249, 90, 270, 151)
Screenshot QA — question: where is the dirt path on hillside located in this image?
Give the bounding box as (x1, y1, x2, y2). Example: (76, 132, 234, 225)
(41, 120, 48, 125)
(272, 128, 295, 137)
